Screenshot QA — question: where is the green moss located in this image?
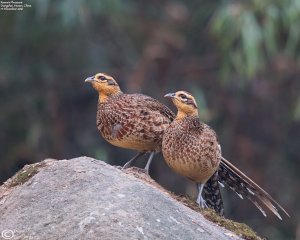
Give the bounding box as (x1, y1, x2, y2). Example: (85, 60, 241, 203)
(174, 195, 263, 240)
(201, 208, 263, 240)
(125, 167, 263, 239)
(8, 162, 46, 187)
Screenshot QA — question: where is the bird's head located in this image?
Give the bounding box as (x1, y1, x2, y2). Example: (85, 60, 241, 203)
(164, 91, 198, 119)
(85, 73, 122, 102)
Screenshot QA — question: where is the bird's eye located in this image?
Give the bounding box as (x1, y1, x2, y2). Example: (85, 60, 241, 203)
(179, 94, 188, 100)
(100, 76, 107, 81)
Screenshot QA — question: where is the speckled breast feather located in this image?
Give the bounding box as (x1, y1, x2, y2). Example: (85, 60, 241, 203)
(162, 116, 221, 183)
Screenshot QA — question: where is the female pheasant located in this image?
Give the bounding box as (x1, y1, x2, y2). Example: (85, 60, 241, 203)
(162, 91, 221, 209)
(85, 73, 174, 173)
(163, 91, 289, 219)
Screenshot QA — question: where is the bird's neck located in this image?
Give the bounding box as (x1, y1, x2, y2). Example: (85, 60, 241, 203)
(98, 90, 122, 103)
(175, 109, 198, 120)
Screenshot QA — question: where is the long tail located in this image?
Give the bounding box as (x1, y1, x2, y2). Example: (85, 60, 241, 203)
(203, 171, 224, 216)
(218, 157, 290, 220)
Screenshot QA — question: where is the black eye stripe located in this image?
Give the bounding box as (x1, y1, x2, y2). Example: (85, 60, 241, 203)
(186, 99, 193, 104)
(179, 94, 188, 99)
(187, 99, 197, 108)
(107, 79, 116, 85)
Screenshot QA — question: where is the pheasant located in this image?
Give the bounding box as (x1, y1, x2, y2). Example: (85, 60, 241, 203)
(162, 91, 289, 219)
(85, 73, 174, 174)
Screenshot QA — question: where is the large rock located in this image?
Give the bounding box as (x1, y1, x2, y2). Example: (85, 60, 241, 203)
(0, 157, 248, 240)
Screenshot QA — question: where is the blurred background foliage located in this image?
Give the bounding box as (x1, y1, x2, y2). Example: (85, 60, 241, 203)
(0, 0, 299, 239)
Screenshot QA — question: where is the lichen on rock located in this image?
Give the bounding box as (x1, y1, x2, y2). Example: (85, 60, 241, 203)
(0, 157, 261, 240)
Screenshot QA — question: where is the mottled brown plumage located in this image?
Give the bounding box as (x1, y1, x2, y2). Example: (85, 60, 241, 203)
(163, 91, 289, 219)
(85, 73, 174, 172)
(162, 113, 220, 183)
(162, 91, 221, 208)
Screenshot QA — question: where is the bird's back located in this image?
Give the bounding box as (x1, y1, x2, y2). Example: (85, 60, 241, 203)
(97, 93, 174, 152)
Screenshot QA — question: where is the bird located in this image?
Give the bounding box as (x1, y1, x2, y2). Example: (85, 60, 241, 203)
(162, 91, 221, 209)
(85, 73, 174, 174)
(162, 91, 290, 220)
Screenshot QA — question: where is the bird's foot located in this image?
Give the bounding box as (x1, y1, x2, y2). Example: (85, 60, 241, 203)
(122, 161, 131, 169)
(196, 196, 208, 209)
(144, 166, 150, 175)
(143, 152, 155, 175)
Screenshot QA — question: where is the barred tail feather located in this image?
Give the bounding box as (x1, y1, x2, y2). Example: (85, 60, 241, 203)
(219, 157, 290, 220)
(203, 171, 224, 216)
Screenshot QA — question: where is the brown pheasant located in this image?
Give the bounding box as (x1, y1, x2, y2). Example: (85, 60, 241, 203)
(163, 91, 289, 219)
(85, 73, 174, 173)
(162, 91, 221, 209)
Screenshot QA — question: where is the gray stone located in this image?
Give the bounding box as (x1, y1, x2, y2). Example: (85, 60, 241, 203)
(0, 157, 242, 240)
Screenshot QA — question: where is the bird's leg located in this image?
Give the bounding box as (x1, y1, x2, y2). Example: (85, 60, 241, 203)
(196, 183, 208, 208)
(123, 152, 146, 169)
(144, 152, 155, 175)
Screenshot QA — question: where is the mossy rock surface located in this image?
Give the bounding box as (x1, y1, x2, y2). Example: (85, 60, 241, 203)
(6, 161, 47, 187)
(125, 167, 262, 240)
(0, 157, 261, 240)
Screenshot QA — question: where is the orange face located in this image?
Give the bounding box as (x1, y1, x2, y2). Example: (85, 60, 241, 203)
(85, 73, 121, 102)
(165, 91, 198, 119)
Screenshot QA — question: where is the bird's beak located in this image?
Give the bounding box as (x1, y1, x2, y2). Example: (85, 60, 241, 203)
(164, 93, 176, 98)
(85, 76, 95, 83)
